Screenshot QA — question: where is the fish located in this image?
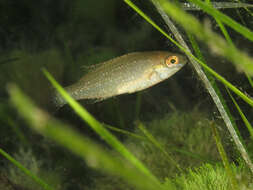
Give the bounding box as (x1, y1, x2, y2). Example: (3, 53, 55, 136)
(53, 51, 187, 108)
(180, 2, 253, 11)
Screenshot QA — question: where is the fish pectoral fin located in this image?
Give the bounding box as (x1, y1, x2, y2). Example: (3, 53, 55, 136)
(147, 70, 160, 82)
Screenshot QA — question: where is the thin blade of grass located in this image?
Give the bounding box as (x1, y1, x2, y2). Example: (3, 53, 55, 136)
(135, 92, 142, 120)
(124, 0, 253, 107)
(211, 2, 251, 145)
(104, 122, 217, 163)
(42, 69, 163, 188)
(158, 0, 253, 75)
(212, 2, 253, 92)
(167, 146, 217, 164)
(8, 85, 162, 190)
(137, 122, 183, 172)
(155, 0, 253, 174)
(124, 0, 253, 174)
(187, 31, 246, 155)
(188, 0, 253, 41)
(113, 100, 125, 129)
(187, 8, 245, 142)
(227, 88, 253, 140)
(187, 31, 238, 129)
(210, 122, 239, 189)
(0, 148, 54, 190)
(106, 122, 216, 163)
(233, 0, 253, 17)
(103, 123, 148, 141)
(245, 72, 253, 88)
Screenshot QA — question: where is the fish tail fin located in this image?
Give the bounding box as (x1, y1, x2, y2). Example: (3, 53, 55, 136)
(50, 90, 67, 111)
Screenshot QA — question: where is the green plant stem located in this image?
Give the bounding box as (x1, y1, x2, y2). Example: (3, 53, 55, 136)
(210, 122, 238, 189)
(138, 122, 183, 172)
(42, 69, 164, 189)
(227, 88, 253, 139)
(187, 30, 244, 145)
(144, 0, 253, 174)
(8, 85, 162, 190)
(212, 5, 252, 144)
(159, 0, 253, 75)
(0, 148, 54, 190)
(103, 123, 147, 141)
(246, 72, 253, 88)
(124, 0, 253, 107)
(188, 0, 253, 41)
(135, 92, 142, 120)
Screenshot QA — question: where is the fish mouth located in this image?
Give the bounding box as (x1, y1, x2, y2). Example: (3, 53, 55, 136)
(178, 55, 188, 65)
(177, 63, 185, 67)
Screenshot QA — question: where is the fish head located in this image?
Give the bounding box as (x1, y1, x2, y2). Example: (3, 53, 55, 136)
(153, 52, 187, 80)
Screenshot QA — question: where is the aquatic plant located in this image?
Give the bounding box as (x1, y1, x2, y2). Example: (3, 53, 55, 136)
(0, 0, 253, 190)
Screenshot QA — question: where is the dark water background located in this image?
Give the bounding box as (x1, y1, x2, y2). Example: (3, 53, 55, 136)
(0, 0, 252, 189)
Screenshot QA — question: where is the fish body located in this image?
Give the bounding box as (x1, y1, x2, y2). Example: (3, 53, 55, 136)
(181, 2, 253, 11)
(54, 51, 187, 108)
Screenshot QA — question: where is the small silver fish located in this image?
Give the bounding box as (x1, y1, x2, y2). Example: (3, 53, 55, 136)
(54, 51, 187, 108)
(181, 2, 253, 11)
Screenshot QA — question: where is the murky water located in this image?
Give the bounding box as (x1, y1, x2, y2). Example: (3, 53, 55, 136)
(0, 1, 252, 189)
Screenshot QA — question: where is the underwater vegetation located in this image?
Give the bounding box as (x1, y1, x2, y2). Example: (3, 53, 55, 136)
(0, 0, 253, 190)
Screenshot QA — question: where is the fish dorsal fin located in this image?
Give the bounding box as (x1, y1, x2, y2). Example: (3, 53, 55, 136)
(81, 61, 107, 71)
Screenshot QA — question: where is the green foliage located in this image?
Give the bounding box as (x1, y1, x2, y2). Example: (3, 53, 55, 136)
(1, 0, 253, 190)
(164, 162, 252, 190)
(7, 148, 42, 188)
(8, 84, 163, 190)
(127, 111, 224, 178)
(124, 0, 253, 107)
(0, 148, 54, 190)
(92, 110, 230, 190)
(188, 0, 253, 41)
(42, 69, 162, 186)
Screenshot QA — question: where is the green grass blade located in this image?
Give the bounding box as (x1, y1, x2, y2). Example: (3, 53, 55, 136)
(245, 72, 253, 88)
(135, 92, 142, 120)
(187, 31, 247, 156)
(112, 99, 125, 129)
(167, 146, 217, 164)
(210, 122, 239, 189)
(233, 0, 253, 17)
(212, 5, 252, 142)
(137, 122, 183, 172)
(101, 122, 215, 163)
(214, 18, 234, 47)
(0, 148, 54, 190)
(199, 61, 253, 107)
(227, 88, 253, 140)
(124, 0, 253, 107)
(103, 123, 148, 141)
(107, 122, 216, 163)
(42, 69, 163, 188)
(188, 0, 253, 42)
(125, 0, 253, 173)
(104, 121, 216, 163)
(157, 0, 253, 74)
(8, 85, 162, 190)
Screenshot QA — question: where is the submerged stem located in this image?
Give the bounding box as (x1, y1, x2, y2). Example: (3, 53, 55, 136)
(150, 0, 253, 174)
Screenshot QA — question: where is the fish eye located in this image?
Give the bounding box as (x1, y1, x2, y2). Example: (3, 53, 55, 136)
(166, 55, 179, 66)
